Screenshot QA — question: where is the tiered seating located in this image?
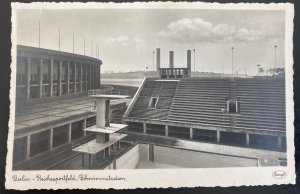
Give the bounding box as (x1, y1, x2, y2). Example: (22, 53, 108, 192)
(168, 78, 231, 126)
(235, 78, 285, 131)
(128, 79, 178, 120)
(167, 77, 286, 132)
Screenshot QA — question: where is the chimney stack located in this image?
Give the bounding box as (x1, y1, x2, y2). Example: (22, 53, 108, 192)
(169, 51, 174, 68)
(156, 48, 160, 71)
(187, 50, 191, 76)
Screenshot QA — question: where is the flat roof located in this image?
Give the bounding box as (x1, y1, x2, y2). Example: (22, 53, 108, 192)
(84, 123, 127, 134)
(17, 45, 102, 65)
(90, 94, 129, 99)
(72, 133, 127, 154)
(15, 94, 131, 132)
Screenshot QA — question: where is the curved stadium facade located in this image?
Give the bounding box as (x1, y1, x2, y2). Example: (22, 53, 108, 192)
(13, 45, 128, 170)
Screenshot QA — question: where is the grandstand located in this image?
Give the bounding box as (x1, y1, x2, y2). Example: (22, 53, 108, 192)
(124, 77, 286, 152)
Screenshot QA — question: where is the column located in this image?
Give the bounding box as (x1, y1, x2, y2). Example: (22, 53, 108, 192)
(58, 60, 62, 96)
(79, 63, 83, 92)
(118, 141, 121, 151)
(49, 59, 54, 97)
(97, 65, 101, 88)
(278, 136, 282, 150)
(165, 125, 169, 137)
(73, 63, 77, 93)
(89, 64, 92, 90)
(189, 127, 193, 139)
(217, 130, 221, 143)
(93, 65, 96, 89)
(105, 100, 110, 126)
(103, 148, 106, 158)
(82, 153, 85, 167)
(99, 65, 101, 88)
(88, 154, 92, 168)
(108, 146, 111, 156)
(26, 57, 31, 100)
(83, 118, 87, 136)
(143, 122, 147, 134)
(68, 123, 72, 142)
(49, 128, 53, 150)
(113, 160, 116, 170)
(96, 98, 106, 128)
(66, 62, 70, 94)
(85, 64, 88, 91)
(39, 58, 43, 98)
(91, 65, 94, 89)
(26, 135, 31, 159)
(246, 133, 250, 146)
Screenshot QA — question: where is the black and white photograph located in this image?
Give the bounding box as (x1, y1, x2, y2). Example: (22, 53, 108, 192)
(5, 2, 295, 189)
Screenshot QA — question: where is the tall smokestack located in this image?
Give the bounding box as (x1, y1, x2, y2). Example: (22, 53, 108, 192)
(169, 51, 174, 68)
(187, 50, 191, 76)
(156, 48, 160, 71)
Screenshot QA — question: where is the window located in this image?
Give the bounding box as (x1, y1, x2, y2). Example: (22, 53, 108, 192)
(226, 100, 240, 114)
(149, 97, 159, 108)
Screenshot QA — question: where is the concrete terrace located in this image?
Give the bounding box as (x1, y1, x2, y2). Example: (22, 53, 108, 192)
(14, 93, 132, 136)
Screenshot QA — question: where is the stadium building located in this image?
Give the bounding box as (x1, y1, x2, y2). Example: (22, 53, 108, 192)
(12, 46, 287, 170)
(113, 49, 287, 169)
(13, 45, 129, 170)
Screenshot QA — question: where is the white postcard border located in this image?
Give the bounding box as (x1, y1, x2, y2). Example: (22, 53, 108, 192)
(6, 2, 295, 190)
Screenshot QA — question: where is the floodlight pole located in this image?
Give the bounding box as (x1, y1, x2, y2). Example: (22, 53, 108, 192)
(58, 28, 60, 51)
(38, 21, 40, 48)
(72, 32, 75, 54)
(274, 45, 277, 75)
(231, 47, 234, 77)
(193, 49, 196, 73)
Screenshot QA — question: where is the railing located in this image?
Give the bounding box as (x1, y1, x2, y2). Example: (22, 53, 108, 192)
(88, 89, 128, 96)
(85, 117, 124, 126)
(123, 116, 286, 137)
(71, 133, 96, 149)
(191, 72, 250, 78)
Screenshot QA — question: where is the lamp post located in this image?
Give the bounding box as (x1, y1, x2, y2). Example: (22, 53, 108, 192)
(58, 28, 60, 51)
(193, 49, 196, 73)
(274, 45, 277, 76)
(231, 47, 234, 77)
(72, 32, 75, 54)
(91, 41, 93, 57)
(84, 37, 85, 56)
(38, 21, 40, 48)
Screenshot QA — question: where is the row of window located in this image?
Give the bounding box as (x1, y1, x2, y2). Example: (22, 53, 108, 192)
(17, 73, 94, 85)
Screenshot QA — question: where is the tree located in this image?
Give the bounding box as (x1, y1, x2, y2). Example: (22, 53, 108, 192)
(259, 67, 265, 76)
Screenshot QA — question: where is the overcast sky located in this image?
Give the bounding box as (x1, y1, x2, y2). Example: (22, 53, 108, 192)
(16, 8, 285, 75)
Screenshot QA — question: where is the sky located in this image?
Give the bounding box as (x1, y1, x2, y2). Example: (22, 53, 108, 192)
(16, 8, 285, 75)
